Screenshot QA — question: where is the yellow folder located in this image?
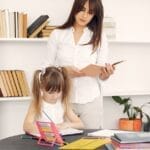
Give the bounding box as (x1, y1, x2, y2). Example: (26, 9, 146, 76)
(60, 138, 110, 150)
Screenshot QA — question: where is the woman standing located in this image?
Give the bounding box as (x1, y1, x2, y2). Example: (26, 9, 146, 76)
(45, 0, 115, 129)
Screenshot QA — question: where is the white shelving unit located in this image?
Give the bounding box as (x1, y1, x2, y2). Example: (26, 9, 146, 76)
(0, 38, 47, 42)
(0, 97, 30, 102)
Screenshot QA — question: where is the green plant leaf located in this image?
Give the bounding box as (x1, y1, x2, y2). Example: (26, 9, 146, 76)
(121, 98, 130, 104)
(112, 96, 123, 104)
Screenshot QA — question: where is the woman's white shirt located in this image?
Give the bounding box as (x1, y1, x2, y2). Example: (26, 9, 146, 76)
(38, 100, 64, 124)
(45, 27, 109, 104)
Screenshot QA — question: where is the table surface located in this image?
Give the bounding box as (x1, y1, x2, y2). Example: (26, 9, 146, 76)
(0, 130, 113, 150)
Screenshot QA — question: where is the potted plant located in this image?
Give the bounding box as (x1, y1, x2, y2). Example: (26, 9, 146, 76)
(112, 96, 150, 131)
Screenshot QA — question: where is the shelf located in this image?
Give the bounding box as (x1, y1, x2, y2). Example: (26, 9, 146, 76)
(1, 38, 150, 44)
(0, 38, 48, 42)
(108, 39, 150, 44)
(0, 97, 31, 102)
(103, 90, 150, 97)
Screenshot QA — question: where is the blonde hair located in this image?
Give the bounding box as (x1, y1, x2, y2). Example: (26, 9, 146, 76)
(32, 66, 71, 117)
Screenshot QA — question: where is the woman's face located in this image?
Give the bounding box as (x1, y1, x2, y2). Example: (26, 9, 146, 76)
(74, 0, 94, 28)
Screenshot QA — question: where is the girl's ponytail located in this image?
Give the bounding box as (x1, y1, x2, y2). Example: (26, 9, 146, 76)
(32, 70, 42, 115)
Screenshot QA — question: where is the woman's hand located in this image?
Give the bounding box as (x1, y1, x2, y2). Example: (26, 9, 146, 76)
(65, 66, 84, 78)
(99, 63, 115, 80)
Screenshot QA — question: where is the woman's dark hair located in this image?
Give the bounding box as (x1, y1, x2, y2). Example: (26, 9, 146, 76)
(58, 0, 104, 51)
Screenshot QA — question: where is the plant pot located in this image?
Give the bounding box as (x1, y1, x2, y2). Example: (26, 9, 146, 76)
(143, 122, 150, 131)
(119, 118, 142, 131)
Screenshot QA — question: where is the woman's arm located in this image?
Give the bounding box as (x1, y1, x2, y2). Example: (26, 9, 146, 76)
(65, 66, 85, 78)
(57, 108, 85, 130)
(23, 100, 38, 134)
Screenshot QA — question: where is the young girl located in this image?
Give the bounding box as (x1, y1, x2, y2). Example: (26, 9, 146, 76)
(23, 66, 84, 134)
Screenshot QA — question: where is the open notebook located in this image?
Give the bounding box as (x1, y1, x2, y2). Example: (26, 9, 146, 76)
(28, 127, 83, 137)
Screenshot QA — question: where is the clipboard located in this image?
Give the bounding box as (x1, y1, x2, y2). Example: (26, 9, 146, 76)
(36, 121, 64, 147)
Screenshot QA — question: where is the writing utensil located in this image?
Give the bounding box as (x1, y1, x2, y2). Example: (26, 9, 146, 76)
(21, 135, 37, 140)
(112, 60, 125, 66)
(42, 110, 53, 122)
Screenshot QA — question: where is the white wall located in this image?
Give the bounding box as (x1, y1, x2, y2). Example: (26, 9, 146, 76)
(103, 0, 150, 41)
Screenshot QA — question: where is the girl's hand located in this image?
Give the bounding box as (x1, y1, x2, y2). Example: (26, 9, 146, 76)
(99, 63, 115, 80)
(66, 66, 84, 78)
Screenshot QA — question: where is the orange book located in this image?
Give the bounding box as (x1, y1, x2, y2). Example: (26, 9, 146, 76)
(15, 70, 26, 96)
(11, 70, 22, 96)
(7, 70, 18, 96)
(21, 71, 30, 96)
(0, 72, 7, 97)
(4, 70, 14, 96)
(0, 71, 11, 96)
(23, 13, 27, 38)
(18, 12, 24, 38)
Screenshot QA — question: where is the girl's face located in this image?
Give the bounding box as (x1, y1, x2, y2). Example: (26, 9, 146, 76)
(74, 0, 94, 28)
(43, 90, 62, 103)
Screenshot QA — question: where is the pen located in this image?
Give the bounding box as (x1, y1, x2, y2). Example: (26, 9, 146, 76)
(21, 135, 37, 140)
(42, 110, 53, 122)
(112, 60, 125, 66)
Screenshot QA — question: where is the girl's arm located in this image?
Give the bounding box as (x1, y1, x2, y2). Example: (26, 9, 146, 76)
(57, 108, 85, 130)
(23, 100, 38, 134)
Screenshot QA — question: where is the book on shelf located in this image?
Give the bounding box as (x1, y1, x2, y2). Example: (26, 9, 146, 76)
(0, 72, 7, 97)
(44, 25, 56, 30)
(15, 70, 30, 96)
(7, 71, 18, 96)
(3, 71, 14, 96)
(11, 70, 22, 96)
(21, 71, 30, 96)
(28, 20, 49, 38)
(0, 71, 11, 97)
(27, 15, 49, 37)
(38, 25, 56, 38)
(0, 9, 28, 38)
(0, 70, 30, 97)
(23, 13, 27, 37)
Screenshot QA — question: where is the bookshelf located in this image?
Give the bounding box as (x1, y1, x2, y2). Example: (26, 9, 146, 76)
(0, 97, 30, 102)
(0, 38, 47, 42)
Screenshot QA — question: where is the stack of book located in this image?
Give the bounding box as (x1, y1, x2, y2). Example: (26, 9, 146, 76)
(103, 16, 116, 40)
(38, 25, 56, 38)
(0, 70, 30, 97)
(111, 132, 150, 149)
(0, 9, 27, 38)
(27, 15, 49, 38)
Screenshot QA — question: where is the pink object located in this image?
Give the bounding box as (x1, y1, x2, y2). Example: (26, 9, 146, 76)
(36, 121, 64, 147)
